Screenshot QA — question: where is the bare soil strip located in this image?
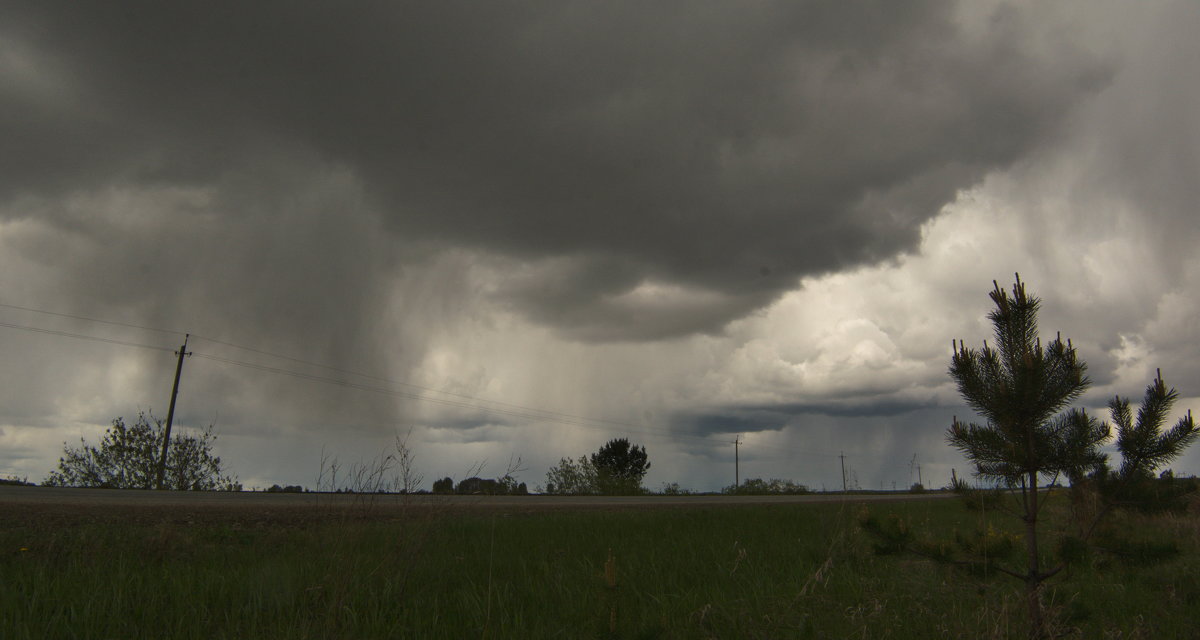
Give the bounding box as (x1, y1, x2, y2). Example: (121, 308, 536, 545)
(1, 485, 951, 525)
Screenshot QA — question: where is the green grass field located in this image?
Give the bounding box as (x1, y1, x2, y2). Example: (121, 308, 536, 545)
(3, 495, 1197, 639)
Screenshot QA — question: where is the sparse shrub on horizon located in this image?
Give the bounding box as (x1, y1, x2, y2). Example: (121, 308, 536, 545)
(722, 477, 809, 495)
(454, 476, 528, 495)
(542, 455, 600, 495)
(0, 475, 34, 487)
(658, 482, 695, 495)
(43, 411, 238, 491)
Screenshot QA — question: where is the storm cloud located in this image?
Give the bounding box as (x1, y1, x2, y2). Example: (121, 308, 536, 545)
(1, 1, 1197, 491)
(2, 1, 1108, 340)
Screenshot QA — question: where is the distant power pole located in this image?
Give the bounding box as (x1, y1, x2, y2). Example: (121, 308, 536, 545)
(156, 334, 192, 490)
(839, 452, 847, 492)
(734, 435, 742, 488)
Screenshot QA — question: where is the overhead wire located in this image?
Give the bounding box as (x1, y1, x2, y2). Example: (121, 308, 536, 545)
(0, 301, 894, 462)
(0, 320, 175, 353)
(0, 302, 186, 337)
(188, 332, 662, 433)
(188, 352, 890, 460)
(0, 301, 611, 425)
(0, 301, 727, 445)
(0, 301, 794, 449)
(188, 351, 737, 447)
(186, 337, 893, 460)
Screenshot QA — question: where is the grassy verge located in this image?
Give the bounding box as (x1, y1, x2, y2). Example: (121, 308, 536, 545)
(2, 496, 1196, 638)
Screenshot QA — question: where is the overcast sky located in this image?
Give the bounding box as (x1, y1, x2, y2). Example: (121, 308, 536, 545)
(2, 1, 1198, 492)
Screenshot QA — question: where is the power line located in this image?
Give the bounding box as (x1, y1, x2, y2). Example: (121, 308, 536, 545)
(190, 350, 879, 462)
(190, 339, 906, 461)
(0, 302, 718, 446)
(189, 351, 731, 445)
(0, 302, 185, 337)
(0, 320, 174, 353)
(188, 332, 661, 434)
(0, 299, 680, 434)
(0, 316, 888, 462)
(0, 304, 898, 463)
(0, 303, 868, 458)
(0, 302, 660, 434)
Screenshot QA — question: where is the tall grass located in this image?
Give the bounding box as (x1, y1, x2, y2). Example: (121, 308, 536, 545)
(2, 496, 1196, 638)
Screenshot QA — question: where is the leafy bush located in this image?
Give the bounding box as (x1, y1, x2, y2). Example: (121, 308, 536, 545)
(722, 478, 809, 495)
(658, 482, 695, 495)
(450, 476, 528, 495)
(43, 411, 238, 491)
(543, 456, 600, 495)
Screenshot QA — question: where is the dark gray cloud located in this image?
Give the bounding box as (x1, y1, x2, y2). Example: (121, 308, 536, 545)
(674, 396, 945, 440)
(11, 1, 1195, 492)
(1, 0, 1109, 340)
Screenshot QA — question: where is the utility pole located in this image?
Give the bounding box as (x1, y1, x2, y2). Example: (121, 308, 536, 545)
(734, 435, 741, 489)
(917, 464, 923, 487)
(839, 452, 847, 492)
(156, 334, 192, 490)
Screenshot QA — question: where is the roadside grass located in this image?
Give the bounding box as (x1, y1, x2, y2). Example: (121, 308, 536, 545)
(2, 495, 1196, 638)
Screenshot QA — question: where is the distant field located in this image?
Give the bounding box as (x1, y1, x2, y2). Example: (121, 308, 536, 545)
(3, 490, 1196, 639)
(0, 485, 954, 510)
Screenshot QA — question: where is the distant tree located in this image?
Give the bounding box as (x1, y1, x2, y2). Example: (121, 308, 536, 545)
(543, 456, 600, 495)
(454, 477, 486, 494)
(0, 476, 34, 487)
(590, 438, 650, 495)
(43, 412, 239, 491)
(495, 472, 528, 496)
(722, 478, 808, 495)
(432, 477, 454, 494)
(659, 482, 694, 496)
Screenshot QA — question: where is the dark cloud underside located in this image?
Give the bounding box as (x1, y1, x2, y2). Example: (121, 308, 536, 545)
(1, 1, 1108, 340)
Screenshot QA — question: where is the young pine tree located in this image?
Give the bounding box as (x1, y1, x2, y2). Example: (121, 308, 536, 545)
(947, 275, 1108, 638)
(1093, 370, 1198, 511)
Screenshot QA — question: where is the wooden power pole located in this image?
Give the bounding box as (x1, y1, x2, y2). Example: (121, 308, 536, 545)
(734, 435, 741, 489)
(156, 334, 192, 490)
(839, 452, 847, 492)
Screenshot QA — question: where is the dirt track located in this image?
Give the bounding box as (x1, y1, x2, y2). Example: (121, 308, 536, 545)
(0, 485, 952, 525)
